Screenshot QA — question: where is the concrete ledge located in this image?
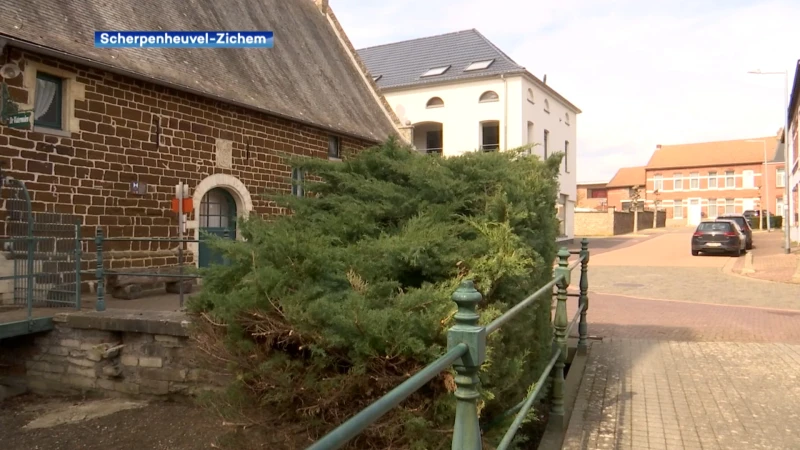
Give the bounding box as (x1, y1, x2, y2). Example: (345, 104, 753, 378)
(538, 340, 591, 450)
(53, 310, 191, 337)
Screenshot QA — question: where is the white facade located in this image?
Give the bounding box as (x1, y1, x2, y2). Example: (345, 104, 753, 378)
(383, 75, 579, 240)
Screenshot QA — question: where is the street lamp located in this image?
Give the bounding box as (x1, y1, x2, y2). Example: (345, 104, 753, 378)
(745, 139, 771, 231)
(748, 69, 792, 253)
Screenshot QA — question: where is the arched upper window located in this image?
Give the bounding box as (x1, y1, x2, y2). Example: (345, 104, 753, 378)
(527, 88, 534, 103)
(565, 112, 570, 125)
(479, 91, 499, 103)
(544, 99, 550, 112)
(426, 97, 444, 108)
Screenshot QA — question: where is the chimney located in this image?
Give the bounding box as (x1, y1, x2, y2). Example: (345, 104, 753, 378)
(656, 144, 662, 148)
(314, 0, 328, 14)
(543, 74, 547, 84)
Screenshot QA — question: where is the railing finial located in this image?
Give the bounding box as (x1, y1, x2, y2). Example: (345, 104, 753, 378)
(448, 279, 486, 450)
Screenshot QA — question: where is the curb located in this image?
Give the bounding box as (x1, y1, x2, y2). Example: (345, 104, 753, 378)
(720, 251, 800, 286)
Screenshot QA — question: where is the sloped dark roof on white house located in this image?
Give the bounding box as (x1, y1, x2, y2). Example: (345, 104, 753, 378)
(0, 0, 399, 142)
(357, 29, 526, 90)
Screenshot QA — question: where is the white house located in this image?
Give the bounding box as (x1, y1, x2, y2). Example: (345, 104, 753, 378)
(357, 29, 582, 241)
(788, 59, 800, 244)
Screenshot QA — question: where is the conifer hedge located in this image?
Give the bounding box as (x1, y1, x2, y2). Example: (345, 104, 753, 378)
(189, 137, 564, 448)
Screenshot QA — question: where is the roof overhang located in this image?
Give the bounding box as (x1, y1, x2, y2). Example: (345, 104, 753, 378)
(789, 60, 800, 125)
(0, 34, 383, 144)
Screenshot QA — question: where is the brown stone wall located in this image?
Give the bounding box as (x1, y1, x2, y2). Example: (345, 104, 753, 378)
(574, 211, 614, 236)
(0, 48, 377, 270)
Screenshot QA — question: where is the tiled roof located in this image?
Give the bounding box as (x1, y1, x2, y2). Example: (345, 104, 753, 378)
(0, 0, 399, 142)
(357, 29, 526, 90)
(357, 29, 582, 114)
(645, 137, 780, 170)
(606, 166, 646, 188)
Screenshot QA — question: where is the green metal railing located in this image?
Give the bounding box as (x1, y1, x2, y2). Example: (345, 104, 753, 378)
(91, 228, 230, 311)
(306, 239, 591, 450)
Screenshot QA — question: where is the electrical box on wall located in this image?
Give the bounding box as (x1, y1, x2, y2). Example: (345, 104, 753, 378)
(130, 181, 147, 195)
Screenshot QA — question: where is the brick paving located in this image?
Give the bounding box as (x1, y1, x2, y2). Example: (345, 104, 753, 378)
(733, 231, 800, 284)
(560, 230, 800, 450)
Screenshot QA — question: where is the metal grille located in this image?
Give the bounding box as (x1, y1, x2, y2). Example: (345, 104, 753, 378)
(2, 177, 81, 309)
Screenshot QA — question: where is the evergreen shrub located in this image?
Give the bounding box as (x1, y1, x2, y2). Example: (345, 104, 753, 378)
(189, 137, 564, 448)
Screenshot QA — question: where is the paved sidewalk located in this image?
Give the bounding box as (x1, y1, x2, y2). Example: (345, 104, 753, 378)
(563, 339, 800, 450)
(731, 231, 800, 284)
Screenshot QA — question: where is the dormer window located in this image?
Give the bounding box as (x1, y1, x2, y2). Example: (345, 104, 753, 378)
(421, 66, 451, 77)
(372, 75, 382, 82)
(465, 59, 494, 71)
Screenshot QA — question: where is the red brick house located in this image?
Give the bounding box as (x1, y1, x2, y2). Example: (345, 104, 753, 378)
(604, 166, 646, 211)
(0, 0, 407, 268)
(576, 181, 609, 210)
(643, 136, 785, 226)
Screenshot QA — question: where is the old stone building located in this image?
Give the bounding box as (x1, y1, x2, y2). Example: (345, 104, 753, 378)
(0, 0, 407, 271)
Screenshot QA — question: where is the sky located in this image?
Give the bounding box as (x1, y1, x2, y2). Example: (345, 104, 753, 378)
(331, 0, 799, 183)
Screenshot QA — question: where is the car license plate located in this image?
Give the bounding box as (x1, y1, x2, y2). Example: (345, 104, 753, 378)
(707, 243, 721, 247)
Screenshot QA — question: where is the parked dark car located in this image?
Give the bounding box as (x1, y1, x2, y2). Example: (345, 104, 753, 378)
(691, 220, 746, 256)
(717, 214, 753, 249)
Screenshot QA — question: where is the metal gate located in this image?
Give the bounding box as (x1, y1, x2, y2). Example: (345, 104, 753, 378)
(1, 177, 81, 320)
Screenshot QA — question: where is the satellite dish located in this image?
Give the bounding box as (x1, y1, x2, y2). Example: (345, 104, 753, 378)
(0, 62, 21, 79)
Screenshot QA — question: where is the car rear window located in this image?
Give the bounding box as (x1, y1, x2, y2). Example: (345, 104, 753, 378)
(697, 222, 732, 232)
(723, 216, 747, 228)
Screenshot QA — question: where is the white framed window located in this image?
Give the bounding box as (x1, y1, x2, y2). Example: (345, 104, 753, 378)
(465, 59, 494, 71)
(742, 170, 755, 188)
(544, 99, 550, 113)
(527, 88, 534, 104)
(526, 121, 534, 154)
(673, 200, 684, 219)
(564, 141, 570, 173)
(777, 197, 785, 217)
(543, 129, 549, 158)
(426, 97, 444, 108)
(708, 199, 717, 218)
(725, 198, 735, 214)
(653, 175, 663, 191)
(725, 171, 735, 188)
(689, 172, 699, 190)
(480, 120, 500, 151)
(708, 171, 717, 189)
(565, 112, 570, 125)
(776, 168, 786, 188)
(673, 173, 683, 190)
(479, 91, 499, 103)
(422, 66, 450, 77)
(291, 168, 305, 197)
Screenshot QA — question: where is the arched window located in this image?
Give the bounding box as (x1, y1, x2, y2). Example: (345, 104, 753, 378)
(565, 112, 570, 125)
(527, 88, 534, 103)
(426, 97, 444, 108)
(544, 99, 550, 112)
(479, 91, 499, 103)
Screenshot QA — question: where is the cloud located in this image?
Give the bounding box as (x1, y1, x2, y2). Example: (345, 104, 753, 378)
(331, 0, 798, 182)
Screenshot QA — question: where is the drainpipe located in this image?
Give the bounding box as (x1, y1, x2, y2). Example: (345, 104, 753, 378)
(502, 74, 508, 151)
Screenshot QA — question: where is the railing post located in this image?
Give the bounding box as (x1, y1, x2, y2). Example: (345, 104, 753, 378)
(551, 248, 571, 421)
(95, 227, 105, 312)
(578, 238, 590, 354)
(74, 222, 82, 310)
(447, 280, 486, 450)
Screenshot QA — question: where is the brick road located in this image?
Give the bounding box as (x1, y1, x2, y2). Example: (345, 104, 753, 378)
(561, 229, 800, 450)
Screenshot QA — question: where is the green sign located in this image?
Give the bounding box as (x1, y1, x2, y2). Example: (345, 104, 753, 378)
(6, 111, 31, 129)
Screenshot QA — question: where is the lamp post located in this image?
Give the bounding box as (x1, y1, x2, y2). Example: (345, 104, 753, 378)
(745, 139, 771, 231)
(748, 69, 792, 253)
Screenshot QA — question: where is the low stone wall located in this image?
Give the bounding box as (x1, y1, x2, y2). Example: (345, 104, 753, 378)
(575, 209, 666, 236)
(17, 310, 228, 398)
